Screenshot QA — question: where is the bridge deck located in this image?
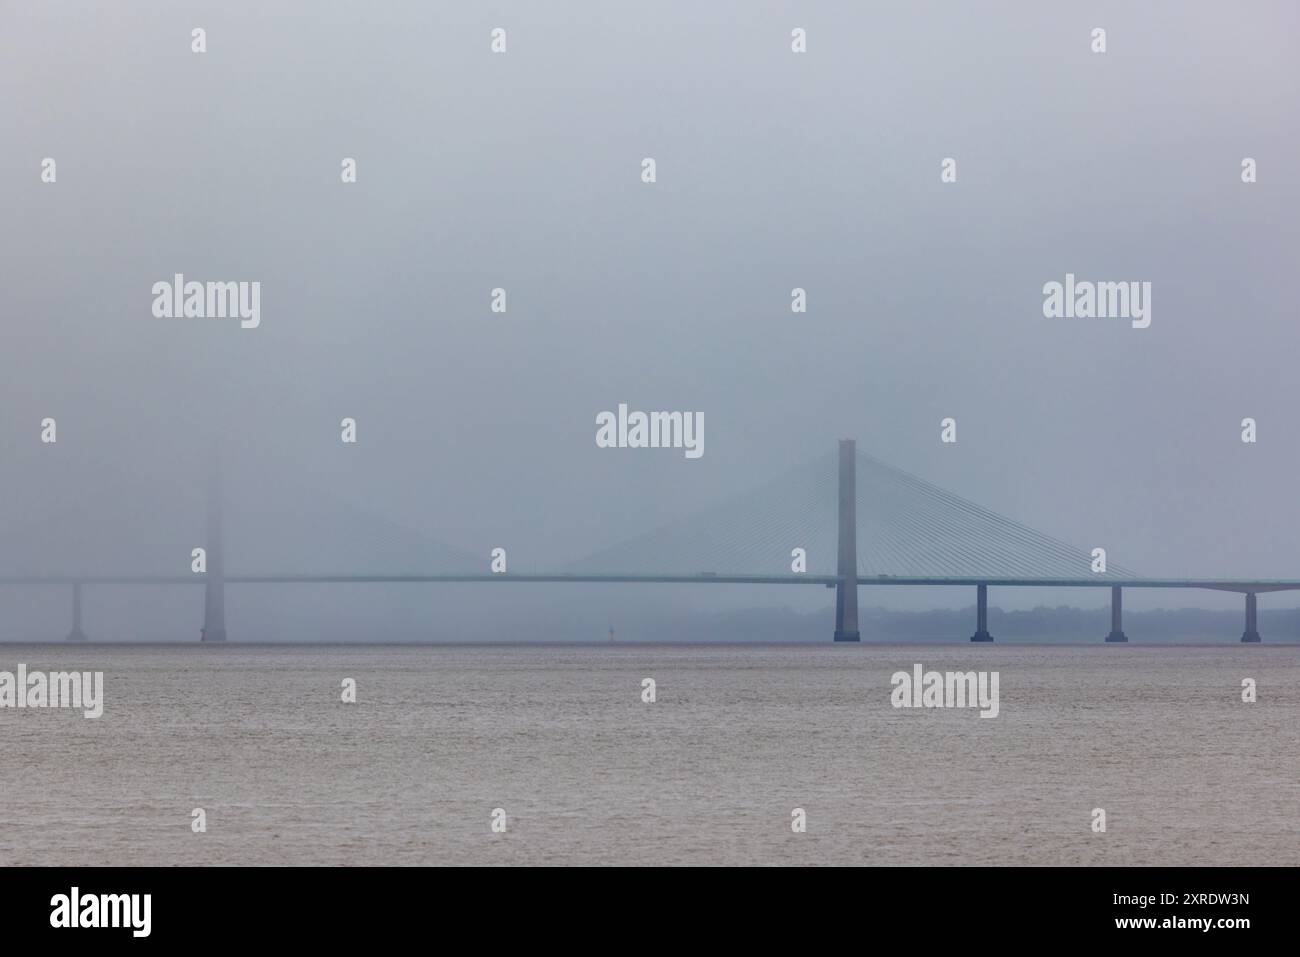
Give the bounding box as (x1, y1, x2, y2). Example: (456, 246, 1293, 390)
(1, 574, 1297, 592)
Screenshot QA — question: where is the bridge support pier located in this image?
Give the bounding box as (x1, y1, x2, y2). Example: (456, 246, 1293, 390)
(65, 582, 88, 642)
(1241, 592, 1261, 643)
(1105, 585, 1128, 642)
(202, 461, 228, 642)
(832, 439, 860, 642)
(970, 583, 994, 642)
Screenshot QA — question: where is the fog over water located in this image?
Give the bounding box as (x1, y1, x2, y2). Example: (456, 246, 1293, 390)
(4, 2, 1300, 641)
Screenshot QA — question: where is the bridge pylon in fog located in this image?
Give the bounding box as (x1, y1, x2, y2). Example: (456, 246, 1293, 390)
(832, 439, 861, 642)
(1241, 591, 1261, 643)
(202, 460, 228, 642)
(970, 584, 994, 642)
(65, 581, 88, 642)
(1105, 585, 1128, 642)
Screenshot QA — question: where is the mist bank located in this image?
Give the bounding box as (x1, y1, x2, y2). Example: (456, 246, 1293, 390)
(2, 588, 1296, 643)
(617, 604, 1300, 644)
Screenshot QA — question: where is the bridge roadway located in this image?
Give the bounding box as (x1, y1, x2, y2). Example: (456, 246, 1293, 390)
(3, 573, 1295, 643)
(3, 573, 1299, 590)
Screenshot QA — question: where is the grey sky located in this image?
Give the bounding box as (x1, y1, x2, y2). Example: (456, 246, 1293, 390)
(3, 2, 1299, 639)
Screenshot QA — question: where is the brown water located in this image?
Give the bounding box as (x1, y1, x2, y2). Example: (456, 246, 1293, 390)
(1, 643, 1296, 866)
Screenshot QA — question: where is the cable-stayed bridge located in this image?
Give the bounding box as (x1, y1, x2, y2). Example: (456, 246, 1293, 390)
(2, 440, 1295, 643)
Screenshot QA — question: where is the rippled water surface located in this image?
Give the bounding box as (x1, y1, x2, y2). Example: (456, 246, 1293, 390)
(1, 643, 1296, 866)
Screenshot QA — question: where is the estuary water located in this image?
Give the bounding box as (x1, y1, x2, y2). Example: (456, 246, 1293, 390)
(1, 643, 1296, 866)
